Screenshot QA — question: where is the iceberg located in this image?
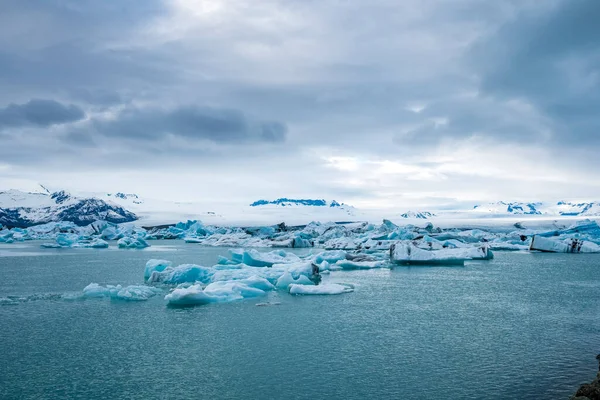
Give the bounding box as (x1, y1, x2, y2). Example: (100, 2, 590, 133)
(164, 278, 272, 306)
(147, 264, 212, 285)
(529, 235, 600, 253)
(390, 243, 492, 265)
(289, 283, 354, 295)
(275, 271, 315, 289)
(117, 236, 150, 249)
(241, 249, 302, 267)
(82, 283, 161, 301)
(144, 259, 172, 281)
(334, 259, 387, 270)
(41, 233, 109, 249)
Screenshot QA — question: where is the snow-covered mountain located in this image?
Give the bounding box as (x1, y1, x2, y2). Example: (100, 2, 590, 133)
(553, 201, 600, 216)
(250, 198, 347, 208)
(471, 201, 600, 217)
(0, 189, 137, 228)
(3, 185, 600, 228)
(106, 192, 143, 205)
(472, 202, 542, 215)
(400, 211, 436, 219)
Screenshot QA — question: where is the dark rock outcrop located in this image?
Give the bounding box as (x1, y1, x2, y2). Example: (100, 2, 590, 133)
(572, 371, 600, 400)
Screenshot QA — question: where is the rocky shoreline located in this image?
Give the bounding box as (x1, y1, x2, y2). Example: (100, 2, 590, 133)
(572, 359, 600, 400)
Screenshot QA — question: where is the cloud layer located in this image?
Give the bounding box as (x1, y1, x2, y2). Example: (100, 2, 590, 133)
(0, 0, 598, 207)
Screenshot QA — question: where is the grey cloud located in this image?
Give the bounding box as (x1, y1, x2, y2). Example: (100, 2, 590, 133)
(93, 106, 287, 144)
(0, 99, 85, 129)
(471, 0, 600, 143)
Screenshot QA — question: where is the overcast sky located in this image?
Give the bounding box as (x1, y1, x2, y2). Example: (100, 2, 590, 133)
(0, 0, 599, 209)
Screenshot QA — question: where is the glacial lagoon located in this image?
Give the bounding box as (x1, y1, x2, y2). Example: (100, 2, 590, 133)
(1, 241, 599, 399)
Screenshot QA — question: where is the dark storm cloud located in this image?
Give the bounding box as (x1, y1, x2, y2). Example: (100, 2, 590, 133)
(471, 0, 600, 143)
(93, 106, 287, 144)
(2, 0, 600, 203)
(0, 99, 85, 129)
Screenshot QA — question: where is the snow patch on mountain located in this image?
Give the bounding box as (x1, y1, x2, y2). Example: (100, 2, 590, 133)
(472, 202, 542, 215)
(250, 198, 348, 208)
(400, 211, 436, 219)
(554, 201, 600, 216)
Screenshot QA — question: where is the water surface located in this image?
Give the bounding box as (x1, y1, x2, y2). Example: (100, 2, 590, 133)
(1, 241, 599, 399)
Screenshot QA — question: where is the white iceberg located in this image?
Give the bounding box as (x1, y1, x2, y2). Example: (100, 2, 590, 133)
(147, 264, 212, 285)
(529, 235, 600, 253)
(82, 283, 161, 301)
(289, 283, 354, 295)
(164, 277, 272, 306)
(390, 243, 492, 265)
(144, 259, 172, 281)
(275, 271, 315, 289)
(117, 236, 150, 249)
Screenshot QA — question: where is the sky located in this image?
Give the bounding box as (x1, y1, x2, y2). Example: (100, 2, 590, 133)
(0, 0, 599, 209)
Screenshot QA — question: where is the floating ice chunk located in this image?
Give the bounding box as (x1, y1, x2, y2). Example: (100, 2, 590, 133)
(183, 237, 203, 243)
(275, 271, 315, 289)
(144, 259, 172, 281)
(0, 230, 14, 243)
(291, 236, 313, 248)
(390, 243, 492, 265)
(56, 233, 78, 247)
(312, 250, 347, 264)
(289, 283, 354, 295)
(115, 285, 162, 301)
(242, 249, 302, 267)
(334, 259, 387, 270)
(82, 283, 161, 301)
(40, 243, 62, 248)
(240, 275, 276, 291)
(118, 236, 150, 249)
(529, 235, 600, 253)
(164, 284, 215, 306)
(205, 280, 268, 298)
(165, 279, 269, 306)
(230, 249, 244, 263)
(81, 238, 109, 248)
(148, 264, 212, 285)
(41, 233, 108, 249)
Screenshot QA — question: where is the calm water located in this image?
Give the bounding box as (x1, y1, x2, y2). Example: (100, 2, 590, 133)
(0, 241, 599, 400)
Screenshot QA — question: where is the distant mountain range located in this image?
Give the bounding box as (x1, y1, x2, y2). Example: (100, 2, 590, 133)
(400, 211, 436, 219)
(472, 201, 600, 216)
(0, 189, 137, 228)
(2, 188, 600, 228)
(250, 198, 346, 207)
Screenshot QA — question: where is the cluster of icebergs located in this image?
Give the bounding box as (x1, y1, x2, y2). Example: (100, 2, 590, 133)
(2, 218, 600, 257)
(80, 248, 362, 305)
(4, 219, 600, 308)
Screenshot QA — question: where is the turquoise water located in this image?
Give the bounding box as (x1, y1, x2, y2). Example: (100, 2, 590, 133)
(1, 241, 599, 399)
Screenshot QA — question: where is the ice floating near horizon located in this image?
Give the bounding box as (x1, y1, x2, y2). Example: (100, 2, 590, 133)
(529, 235, 600, 253)
(289, 283, 354, 295)
(82, 283, 162, 301)
(41, 233, 109, 249)
(390, 243, 492, 265)
(117, 236, 150, 249)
